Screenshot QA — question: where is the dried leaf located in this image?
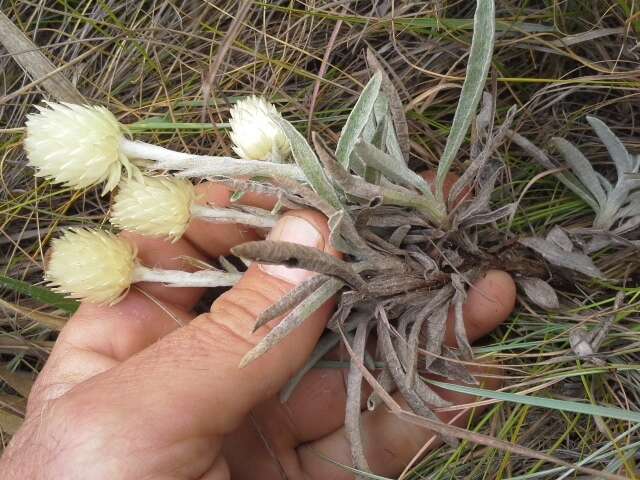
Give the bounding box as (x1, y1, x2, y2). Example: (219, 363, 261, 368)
(460, 203, 516, 228)
(397, 410, 628, 480)
(328, 209, 378, 258)
(345, 319, 372, 475)
(519, 237, 605, 279)
(546, 225, 573, 252)
(253, 275, 329, 332)
(366, 48, 409, 163)
(0, 364, 33, 398)
(451, 275, 473, 360)
(427, 347, 478, 385)
(377, 307, 458, 446)
(517, 277, 560, 310)
(232, 241, 367, 290)
(0, 11, 84, 103)
(367, 366, 395, 411)
(0, 409, 23, 435)
(0, 298, 66, 331)
(388, 225, 412, 247)
(239, 278, 343, 367)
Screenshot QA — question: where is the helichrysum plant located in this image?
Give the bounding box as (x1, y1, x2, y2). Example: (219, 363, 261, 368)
(26, 0, 625, 474)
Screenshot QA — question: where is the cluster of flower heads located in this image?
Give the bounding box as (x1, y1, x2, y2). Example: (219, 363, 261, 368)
(27, 96, 290, 304)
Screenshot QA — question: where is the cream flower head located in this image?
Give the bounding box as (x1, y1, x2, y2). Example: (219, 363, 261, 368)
(229, 96, 290, 161)
(25, 102, 134, 193)
(46, 229, 137, 304)
(111, 175, 196, 241)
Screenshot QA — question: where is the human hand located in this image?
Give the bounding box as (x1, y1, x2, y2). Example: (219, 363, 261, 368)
(0, 179, 516, 480)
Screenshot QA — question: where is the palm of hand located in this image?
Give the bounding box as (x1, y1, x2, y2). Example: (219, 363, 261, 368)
(1, 181, 515, 480)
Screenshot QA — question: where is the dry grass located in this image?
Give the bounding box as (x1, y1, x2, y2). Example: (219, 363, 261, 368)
(1, 1, 640, 478)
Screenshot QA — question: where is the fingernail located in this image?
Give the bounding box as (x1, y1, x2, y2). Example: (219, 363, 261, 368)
(260, 215, 324, 284)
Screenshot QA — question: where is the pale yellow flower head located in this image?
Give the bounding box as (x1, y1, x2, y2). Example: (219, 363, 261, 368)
(25, 102, 133, 193)
(229, 96, 290, 161)
(46, 229, 137, 305)
(111, 175, 196, 241)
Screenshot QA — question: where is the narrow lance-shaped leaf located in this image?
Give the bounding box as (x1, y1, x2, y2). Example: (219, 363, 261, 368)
(552, 137, 606, 208)
(335, 72, 383, 168)
(269, 114, 343, 211)
(519, 237, 605, 279)
(508, 130, 600, 211)
(586, 116, 634, 178)
(238, 278, 343, 367)
(435, 0, 496, 203)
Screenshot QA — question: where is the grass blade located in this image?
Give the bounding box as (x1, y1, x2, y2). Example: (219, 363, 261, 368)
(0, 274, 79, 314)
(427, 380, 640, 423)
(435, 0, 495, 202)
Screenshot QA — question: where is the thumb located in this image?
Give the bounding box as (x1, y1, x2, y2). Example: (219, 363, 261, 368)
(57, 210, 339, 439)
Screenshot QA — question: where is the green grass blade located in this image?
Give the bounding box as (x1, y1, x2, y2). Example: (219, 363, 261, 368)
(0, 274, 78, 314)
(435, 0, 495, 203)
(428, 380, 640, 423)
(270, 115, 343, 210)
(335, 72, 383, 168)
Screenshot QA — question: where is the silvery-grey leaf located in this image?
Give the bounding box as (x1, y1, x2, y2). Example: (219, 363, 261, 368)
(270, 115, 343, 211)
(354, 141, 433, 198)
(335, 72, 383, 168)
(552, 137, 606, 208)
(435, 0, 495, 201)
(519, 236, 605, 279)
(586, 116, 634, 178)
(508, 131, 599, 211)
(596, 172, 613, 194)
(475, 92, 494, 138)
(517, 277, 559, 309)
(546, 225, 573, 252)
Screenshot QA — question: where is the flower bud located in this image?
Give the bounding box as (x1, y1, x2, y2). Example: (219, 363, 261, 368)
(25, 102, 133, 192)
(46, 229, 137, 304)
(111, 176, 196, 241)
(229, 96, 290, 161)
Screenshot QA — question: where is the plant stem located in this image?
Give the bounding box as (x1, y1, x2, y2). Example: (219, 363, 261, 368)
(133, 265, 242, 288)
(120, 138, 306, 182)
(190, 204, 278, 228)
(120, 139, 193, 162)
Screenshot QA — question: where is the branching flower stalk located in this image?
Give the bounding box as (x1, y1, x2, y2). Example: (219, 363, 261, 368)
(111, 175, 278, 241)
(46, 229, 241, 305)
(25, 100, 304, 194)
